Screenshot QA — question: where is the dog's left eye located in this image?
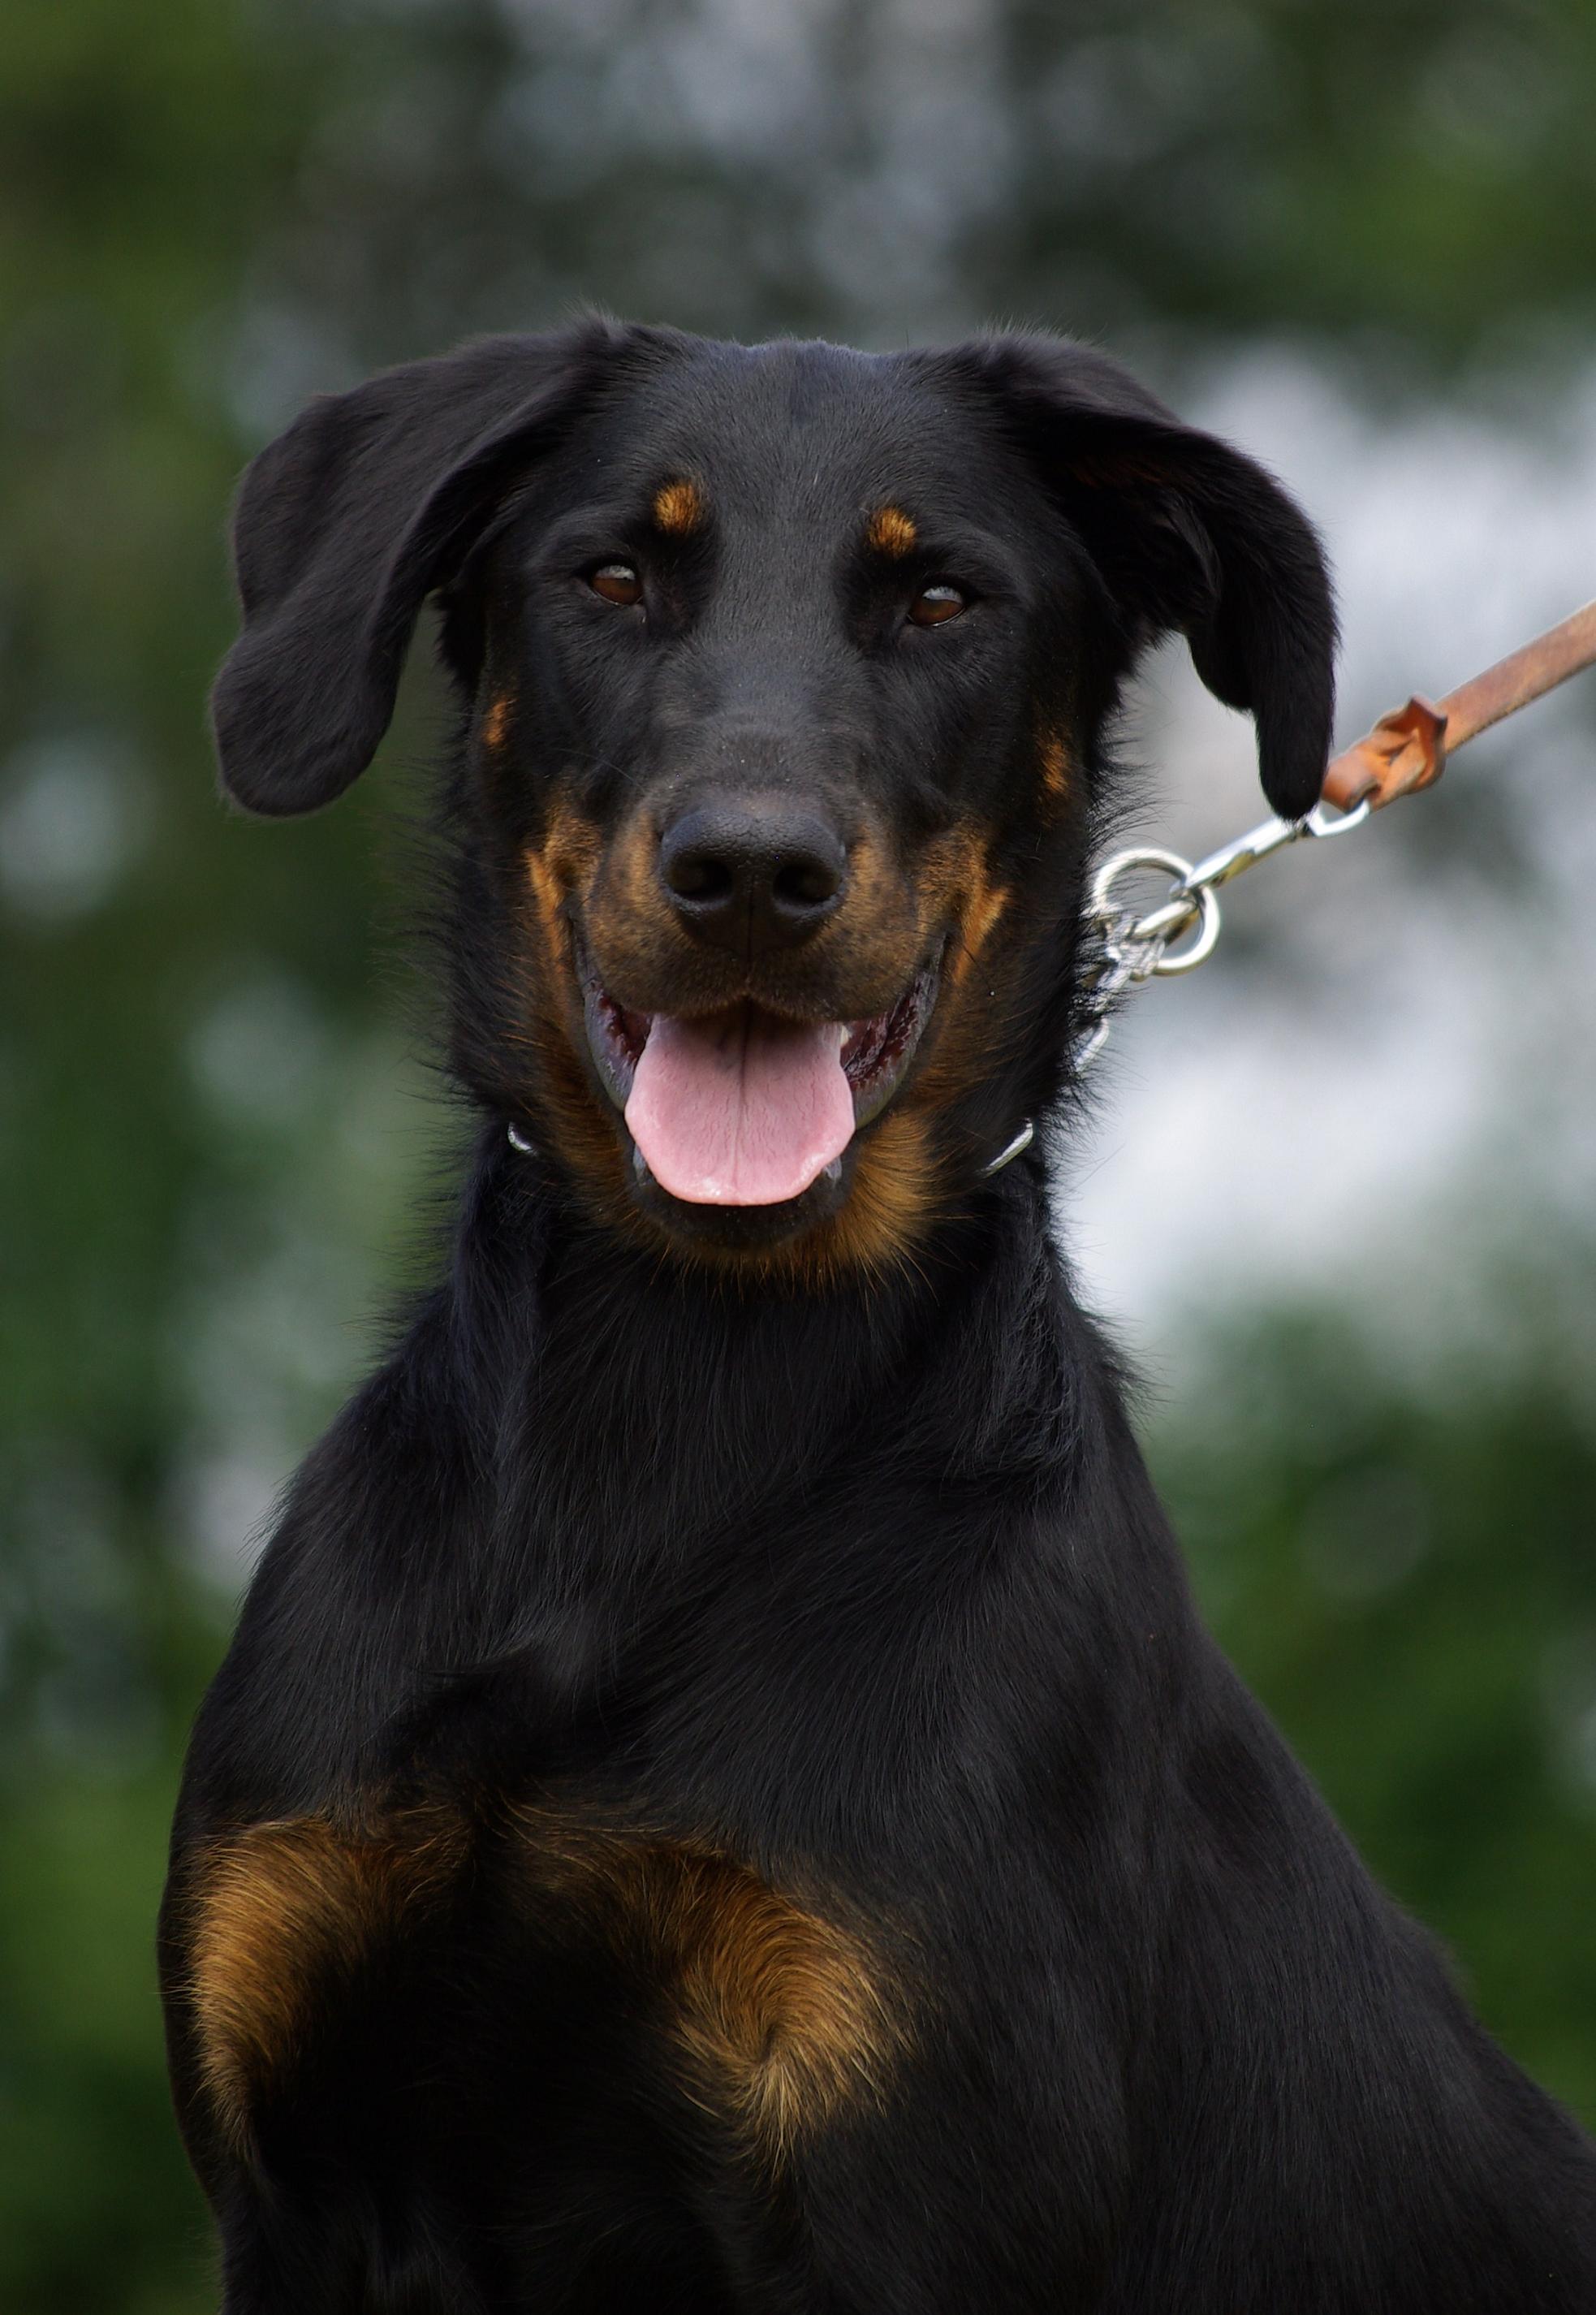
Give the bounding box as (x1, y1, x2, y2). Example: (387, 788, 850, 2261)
(908, 583, 967, 628)
(588, 562, 643, 607)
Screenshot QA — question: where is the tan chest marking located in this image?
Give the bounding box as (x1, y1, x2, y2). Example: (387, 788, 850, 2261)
(515, 1813, 908, 2160)
(184, 1810, 464, 2151)
(185, 1806, 906, 2166)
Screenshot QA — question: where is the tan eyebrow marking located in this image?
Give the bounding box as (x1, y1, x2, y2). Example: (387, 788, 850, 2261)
(652, 479, 704, 535)
(865, 505, 918, 558)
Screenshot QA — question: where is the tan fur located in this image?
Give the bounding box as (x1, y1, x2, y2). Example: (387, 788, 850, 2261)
(865, 505, 917, 558)
(186, 1810, 464, 2150)
(949, 867, 1009, 985)
(823, 1108, 941, 1282)
(1037, 728, 1071, 804)
(850, 825, 1024, 1224)
(481, 693, 513, 752)
(610, 808, 668, 930)
(516, 804, 637, 1210)
(515, 1812, 905, 2158)
(653, 478, 705, 536)
(835, 831, 908, 946)
(526, 797, 603, 935)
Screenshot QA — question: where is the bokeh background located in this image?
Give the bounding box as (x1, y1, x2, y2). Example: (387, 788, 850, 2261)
(3, 2, 1596, 2305)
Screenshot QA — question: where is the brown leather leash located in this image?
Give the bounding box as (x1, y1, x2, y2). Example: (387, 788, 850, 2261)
(1321, 597, 1596, 814)
(1072, 598, 1596, 1073)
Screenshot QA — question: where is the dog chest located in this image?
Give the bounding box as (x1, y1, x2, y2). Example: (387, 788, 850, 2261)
(179, 1799, 908, 2172)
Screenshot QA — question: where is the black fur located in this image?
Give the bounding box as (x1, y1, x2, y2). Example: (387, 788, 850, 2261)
(164, 325, 1596, 2312)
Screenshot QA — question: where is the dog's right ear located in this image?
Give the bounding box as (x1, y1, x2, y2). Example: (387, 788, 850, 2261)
(211, 318, 663, 817)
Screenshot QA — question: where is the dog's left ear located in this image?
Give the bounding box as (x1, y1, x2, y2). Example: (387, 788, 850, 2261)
(211, 317, 675, 817)
(963, 336, 1337, 820)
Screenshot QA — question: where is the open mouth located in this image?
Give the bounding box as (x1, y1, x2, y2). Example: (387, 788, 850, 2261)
(579, 951, 940, 1207)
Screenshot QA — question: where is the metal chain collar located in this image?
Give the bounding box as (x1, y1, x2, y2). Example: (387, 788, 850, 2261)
(1071, 796, 1372, 1074)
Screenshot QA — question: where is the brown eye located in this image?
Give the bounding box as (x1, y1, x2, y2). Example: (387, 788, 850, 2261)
(589, 561, 642, 607)
(908, 582, 967, 628)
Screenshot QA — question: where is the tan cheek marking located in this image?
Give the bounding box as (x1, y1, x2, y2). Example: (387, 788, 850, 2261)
(511, 805, 641, 1219)
(481, 693, 513, 753)
(865, 505, 917, 558)
(613, 810, 664, 924)
(525, 799, 603, 949)
(517, 1816, 906, 2160)
(186, 1812, 464, 2151)
(574, 809, 679, 1013)
(959, 870, 1009, 974)
(1038, 728, 1071, 803)
(526, 847, 563, 944)
(915, 830, 1007, 988)
(837, 831, 916, 948)
(653, 478, 704, 535)
(824, 1108, 940, 1284)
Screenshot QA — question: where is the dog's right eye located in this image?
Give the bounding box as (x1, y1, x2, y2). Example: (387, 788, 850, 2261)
(908, 582, 968, 628)
(588, 562, 643, 607)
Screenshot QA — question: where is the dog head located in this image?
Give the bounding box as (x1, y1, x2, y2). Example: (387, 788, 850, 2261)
(213, 320, 1335, 1281)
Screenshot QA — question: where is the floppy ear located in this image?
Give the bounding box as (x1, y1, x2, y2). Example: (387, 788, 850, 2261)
(966, 335, 1337, 820)
(210, 317, 661, 817)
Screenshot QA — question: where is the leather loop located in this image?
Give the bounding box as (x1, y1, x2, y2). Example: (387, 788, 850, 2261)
(1321, 598, 1596, 813)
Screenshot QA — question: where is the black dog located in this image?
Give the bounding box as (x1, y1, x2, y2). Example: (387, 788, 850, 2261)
(161, 320, 1596, 2311)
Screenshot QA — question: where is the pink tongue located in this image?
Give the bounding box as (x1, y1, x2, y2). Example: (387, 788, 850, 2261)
(624, 1011, 855, 1206)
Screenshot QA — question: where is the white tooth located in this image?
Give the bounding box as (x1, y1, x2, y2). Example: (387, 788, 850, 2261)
(822, 1158, 843, 1184)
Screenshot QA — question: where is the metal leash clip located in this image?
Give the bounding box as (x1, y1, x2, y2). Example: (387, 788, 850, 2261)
(1072, 797, 1370, 1073)
(1068, 596, 1596, 1074)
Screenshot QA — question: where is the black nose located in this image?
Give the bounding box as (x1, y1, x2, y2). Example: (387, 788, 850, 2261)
(658, 799, 848, 957)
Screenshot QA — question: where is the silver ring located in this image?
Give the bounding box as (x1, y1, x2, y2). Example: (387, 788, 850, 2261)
(1149, 880, 1221, 974)
(1089, 846, 1223, 977)
(980, 1119, 1035, 1177)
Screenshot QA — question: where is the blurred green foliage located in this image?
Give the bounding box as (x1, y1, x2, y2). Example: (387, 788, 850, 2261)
(1157, 1319, 1596, 2119)
(1, 2, 1593, 2305)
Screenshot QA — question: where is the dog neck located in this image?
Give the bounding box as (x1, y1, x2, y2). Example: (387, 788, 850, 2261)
(446, 1126, 1093, 1605)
